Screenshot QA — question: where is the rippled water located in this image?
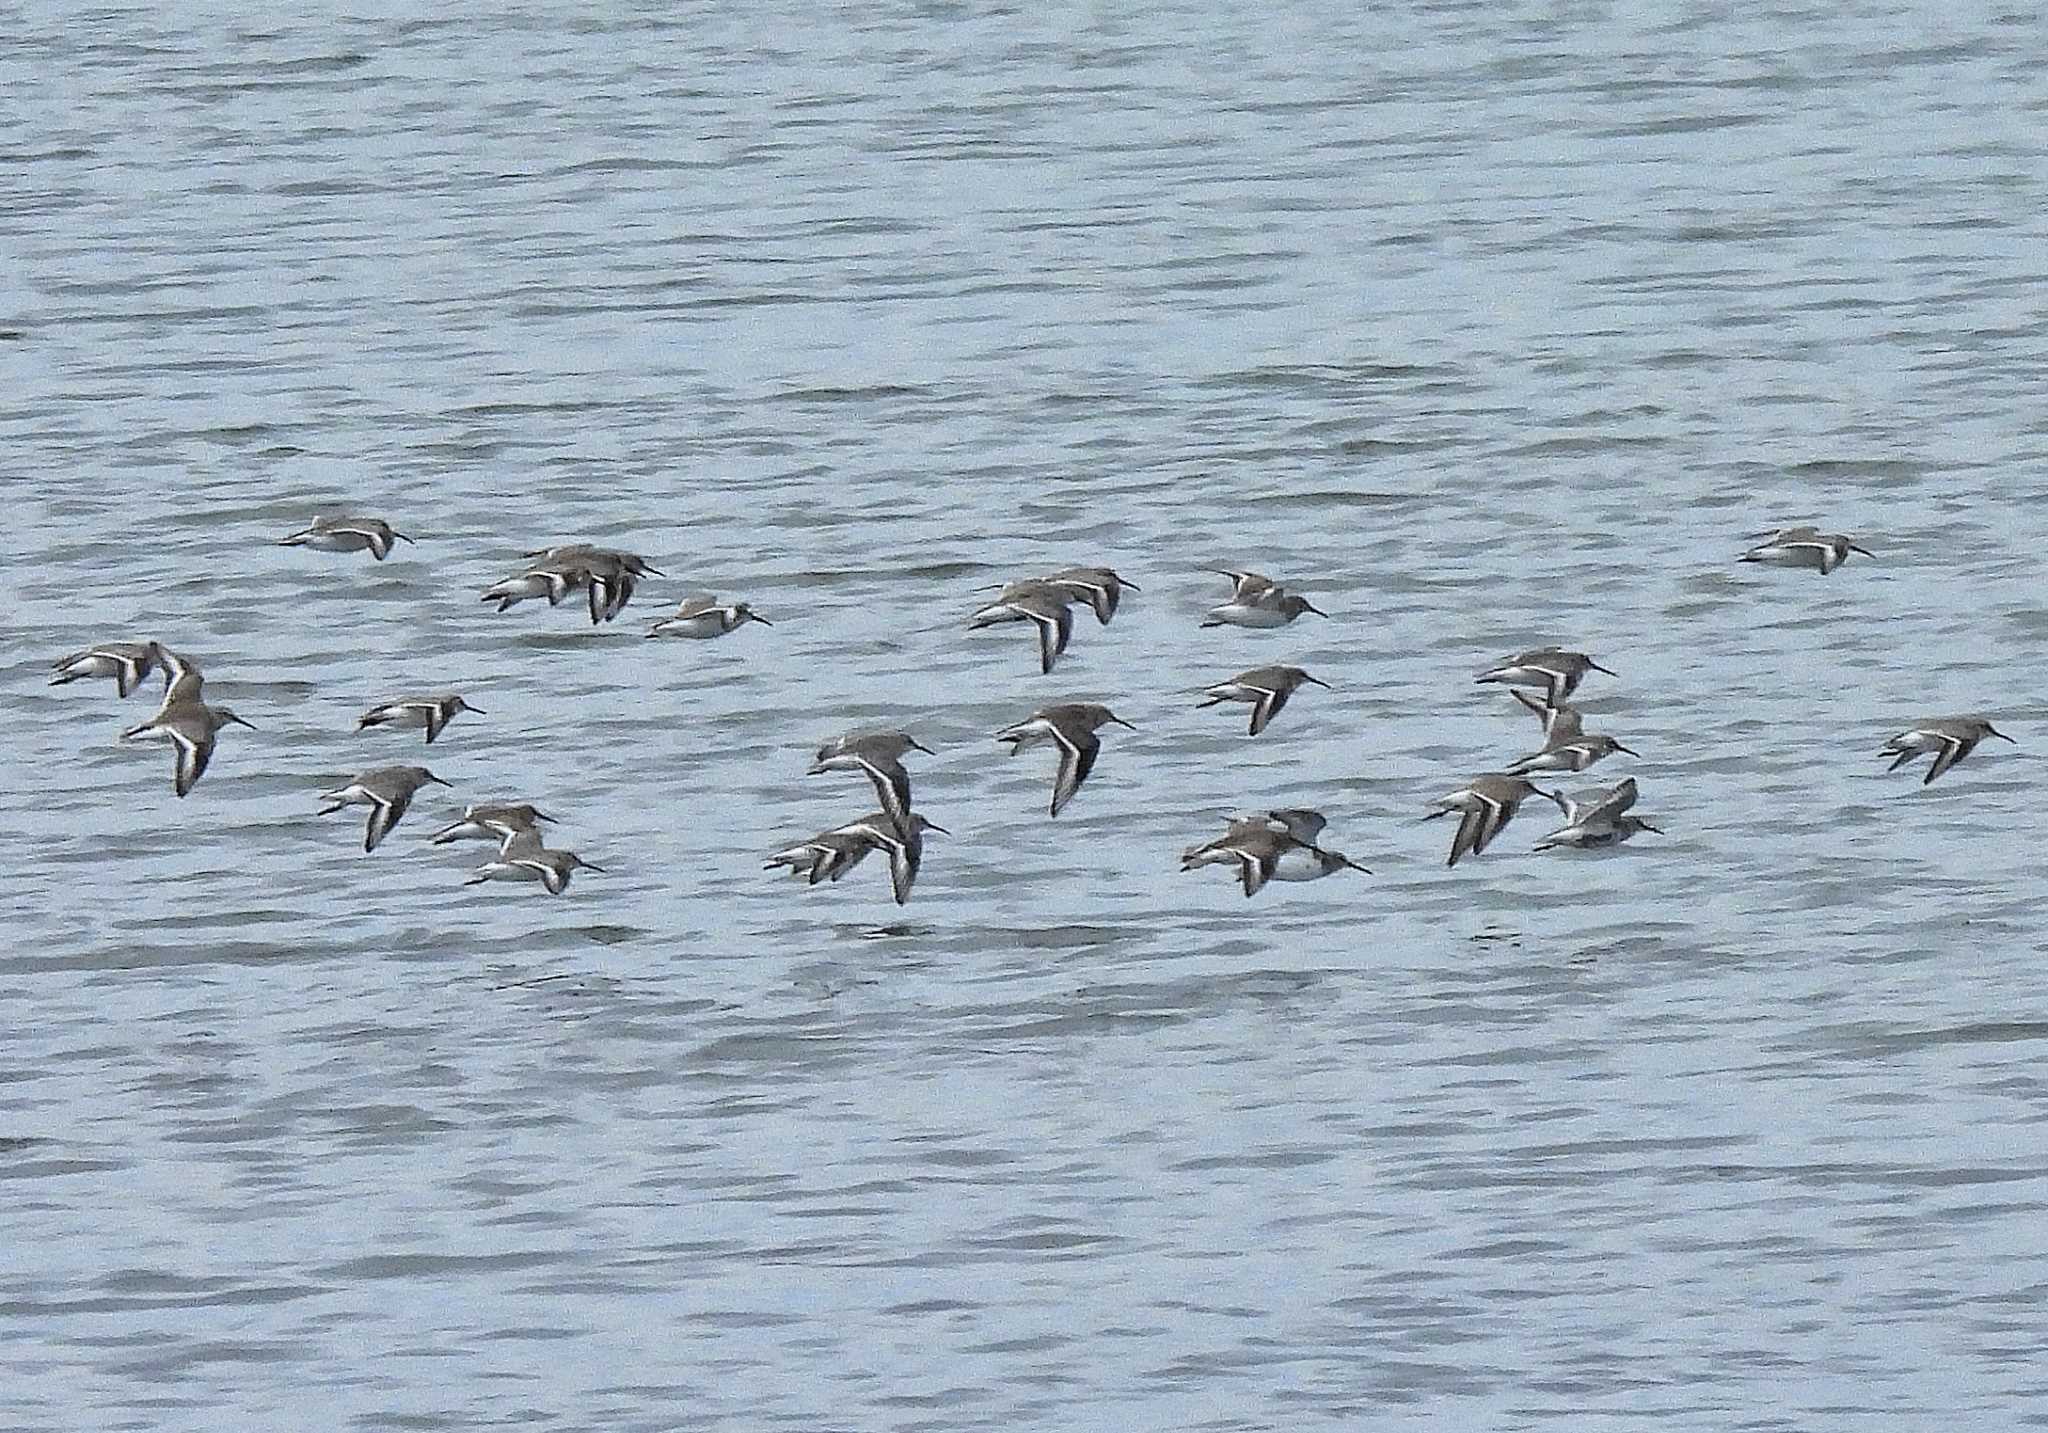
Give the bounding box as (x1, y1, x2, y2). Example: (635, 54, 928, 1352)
(8, 4, 2048, 1428)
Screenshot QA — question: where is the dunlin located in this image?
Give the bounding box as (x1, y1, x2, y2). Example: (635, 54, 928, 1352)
(318, 765, 451, 852)
(1533, 777, 1662, 849)
(1426, 774, 1552, 867)
(1474, 648, 1615, 706)
(808, 730, 933, 834)
(484, 545, 663, 624)
(279, 515, 413, 561)
(1880, 717, 2014, 785)
(50, 640, 165, 698)
(765, 831, 874, 886)
(1182, 809, 1333, 868)
(1190, 824, 1371, 898)
(815, 811, 947, 905)
(357, 693, 483, 745)
(1739, 526, 1874, 575)
(993, 702, 1133, 816)
(480, 554, 601, 611)
(571, 548, 663, 625)
(527, 543, 664, 581)
(1198, 665, 1329, 736)
(480, 568, 572, 613)
(1201, 572, 1327, 629)
(646, 595, 772, 639)
(428, 802, 554, 846)
(466, 831, 605, 894)
(1181, 810, 1369, 896)
(1180, 815, 1281, 871)
(968, 581, 1076, 675)
(120, 698, 255, 798)
(1506, 730, 1636, 775)
(1042, 566, 1139, 625)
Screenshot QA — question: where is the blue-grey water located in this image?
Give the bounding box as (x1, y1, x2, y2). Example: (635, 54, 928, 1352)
(7, 4, 2048, 1429)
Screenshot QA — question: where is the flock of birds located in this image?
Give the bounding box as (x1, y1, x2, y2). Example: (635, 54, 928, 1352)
(46, 517, 2015, 903)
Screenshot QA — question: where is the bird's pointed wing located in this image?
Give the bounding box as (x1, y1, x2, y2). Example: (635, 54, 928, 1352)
(1924, 734, 1965, 783)
(1513, 689, 1583, 739)
(170, 727, 213, 798)
(1582, 777, 1638, 824)
(498, 826, 544, 857)
(1061, 576, 1116, 624)
(826, 839, 871, 882)
(1238, 848, 1277, 898)
(1029, 605, 1074, 674)
(857, 756, 914, 831)
(1270, 808, 1327, 843)
(1049, 729, 1100, 816)
(159, 649, 203, 702)
(365, 791, 414, 851)
(1448, 805, 1485, 866)
(884, 833, 920, 905)
(114, 652, 148, 698)
(1247, 684, 1291, 736)
(607, 573, 637, 621)
(806, 844, 844, 885)
(1469, 794, 1513, 855)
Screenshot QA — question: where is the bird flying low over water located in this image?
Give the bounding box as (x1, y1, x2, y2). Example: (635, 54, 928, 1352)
(825, 811, 945, 905)
(1739, 526, 1873, 575)
(429, 802, 555, 846)
(466, 830, 605, 894)
(357, 693, 483, 745)
(482, 544, 663, 624)
(50, 640, 167, 699)
(1198, 665, 1329, 737)
(1474, 648, 1615, 707)
(767, 811, 946, 905)
(807, 730, 933, 834)
(1201, 570, 1328, 629)
(968, 580, 1077, 675)
(279, 515, 413, 561)
(318, 765, 451, 851)
(1506, 729, 1636, 776)
(765, 830, 875, 887)
(1181, 809, 1370, 897)
(1037, 566, 1138, 625)
(646, 595, 772, 639)
(1880, 717, 2014, 785)
(993, 703, 1134, 817)
(1426, 775, 1552, 867)
(121, 697, 255, 798)
(1533, 777, 1662, 850)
